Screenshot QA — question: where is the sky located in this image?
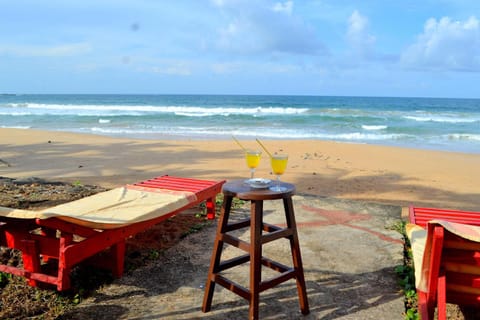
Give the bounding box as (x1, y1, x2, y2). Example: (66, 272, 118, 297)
(1, 0, 480, 98)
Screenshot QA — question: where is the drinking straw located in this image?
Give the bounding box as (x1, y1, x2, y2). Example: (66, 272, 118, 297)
(255, 138, 273, 158)
(232, 136, 247, 151)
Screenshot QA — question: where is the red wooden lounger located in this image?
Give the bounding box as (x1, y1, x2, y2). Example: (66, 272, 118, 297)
(408, 206, 480, 320)
(0, 175, 225, 291)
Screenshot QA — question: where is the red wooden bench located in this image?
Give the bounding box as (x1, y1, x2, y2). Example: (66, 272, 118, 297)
(408, 206, 480, 320)
(0, 176, 225, 291)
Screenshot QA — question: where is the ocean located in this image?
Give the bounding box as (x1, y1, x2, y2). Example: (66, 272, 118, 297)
(1, 94, 479, 154)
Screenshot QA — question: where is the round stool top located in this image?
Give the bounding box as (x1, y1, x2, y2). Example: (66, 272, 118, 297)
(222, 179, 295, 200)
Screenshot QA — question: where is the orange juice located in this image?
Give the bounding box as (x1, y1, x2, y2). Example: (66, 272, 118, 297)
(245, 150, 261, 168)
(271, 155, 288, 175)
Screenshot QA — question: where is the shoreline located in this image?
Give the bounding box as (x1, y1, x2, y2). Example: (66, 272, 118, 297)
(83, 132, 480, 156)
(5, 127, 480, 156)
(1, 127, 480, 213)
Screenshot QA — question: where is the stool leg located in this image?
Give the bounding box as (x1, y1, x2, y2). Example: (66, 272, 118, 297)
(205, 196, 216, 220)
(111, 240, 126, 278)
(249, 200, 263, 320)
(284, 197, 310, 315)
(202, 195, 233, 313)
(21, 239, 41, 287)
(57, 233, 74, 291)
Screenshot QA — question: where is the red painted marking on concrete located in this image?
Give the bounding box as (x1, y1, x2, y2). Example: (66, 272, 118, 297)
(286, 204, 402, 244)
(346, 223, 403, 244)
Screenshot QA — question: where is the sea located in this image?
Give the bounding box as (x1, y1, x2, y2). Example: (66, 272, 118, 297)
(1, 94, 479, 154)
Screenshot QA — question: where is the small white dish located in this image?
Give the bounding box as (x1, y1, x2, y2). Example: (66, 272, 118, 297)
(245, 178, 271, 189)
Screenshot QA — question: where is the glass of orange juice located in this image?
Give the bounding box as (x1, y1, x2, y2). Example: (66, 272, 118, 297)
(245, 150, 262, 179)
(270, 154, 288, 191)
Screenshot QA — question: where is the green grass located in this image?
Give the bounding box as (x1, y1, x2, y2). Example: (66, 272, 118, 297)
(393, 220, 419, 320)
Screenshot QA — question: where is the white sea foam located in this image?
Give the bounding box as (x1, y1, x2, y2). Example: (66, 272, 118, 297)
(404, 115, 478, 123)
(5, 103, 28, 108)
(361, 125, 388, 130)
(7, 103, 309, 117)
(95, 124, 410, 141)
(446, 133, 480, 141)
(174, 112, 218, 117)
(321, 132, 409, 141)
(0, 111, 31, 116)
(98, 119, 111, 124)
(1, 125, 31, 129)
(90, 127, 151, 134)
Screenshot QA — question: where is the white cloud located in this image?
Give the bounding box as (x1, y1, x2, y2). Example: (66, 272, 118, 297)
(346, 10, 376, 57)
(272, 1, 293, 15)
(212, 1, 326, 56)
(401, 16, 480, 71)
(0, 43, 92, 57)
(210, 0, 222, 6)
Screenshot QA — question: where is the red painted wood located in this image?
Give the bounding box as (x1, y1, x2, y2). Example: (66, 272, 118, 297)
(206, 197, 215, 220)
(0, 176, 225, 291)
(437, 272, 447, 320)
(417, 291, 430, 320)
(21, 239, 41, 287)
(409, 206, 480, 227)
(410, 206, 480, 319)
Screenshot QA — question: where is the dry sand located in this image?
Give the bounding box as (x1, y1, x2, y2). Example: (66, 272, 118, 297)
(1, 127, 479, 213)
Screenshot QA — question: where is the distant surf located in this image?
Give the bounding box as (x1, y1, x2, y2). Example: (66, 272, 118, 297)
(1, 94, 479, 154)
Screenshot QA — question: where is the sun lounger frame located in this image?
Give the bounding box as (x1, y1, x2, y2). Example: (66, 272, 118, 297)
(409, 206, 480, 320)
(0, 175, 225, 291)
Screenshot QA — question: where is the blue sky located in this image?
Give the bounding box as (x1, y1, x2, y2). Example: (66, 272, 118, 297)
(1, 0, 480, 98)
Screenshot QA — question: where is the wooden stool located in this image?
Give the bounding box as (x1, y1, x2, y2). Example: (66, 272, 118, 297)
(202, 180, 309, 319)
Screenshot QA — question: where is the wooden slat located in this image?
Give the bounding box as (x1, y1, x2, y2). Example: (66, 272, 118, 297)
(261, 228, 293, 245)
(410, 206, 480, 227)
(221, 233, 251, 252)
(447, 291, 480, 305)
(261, 257, 291, 273)
(218, 254, 250, 272)
(446, 271, 480, 289)
(260, 270, 296, 292)
(225, 218, 251, 232)
(410, 207, 480, 318)
(133, 176, 221, 192)
(0, 175, 225, 291)
(214, 274, 250, 300)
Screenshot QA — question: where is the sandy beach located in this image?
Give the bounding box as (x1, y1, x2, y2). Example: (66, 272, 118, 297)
(1, 127, 479, 318)
(1, 127, 479, 213)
